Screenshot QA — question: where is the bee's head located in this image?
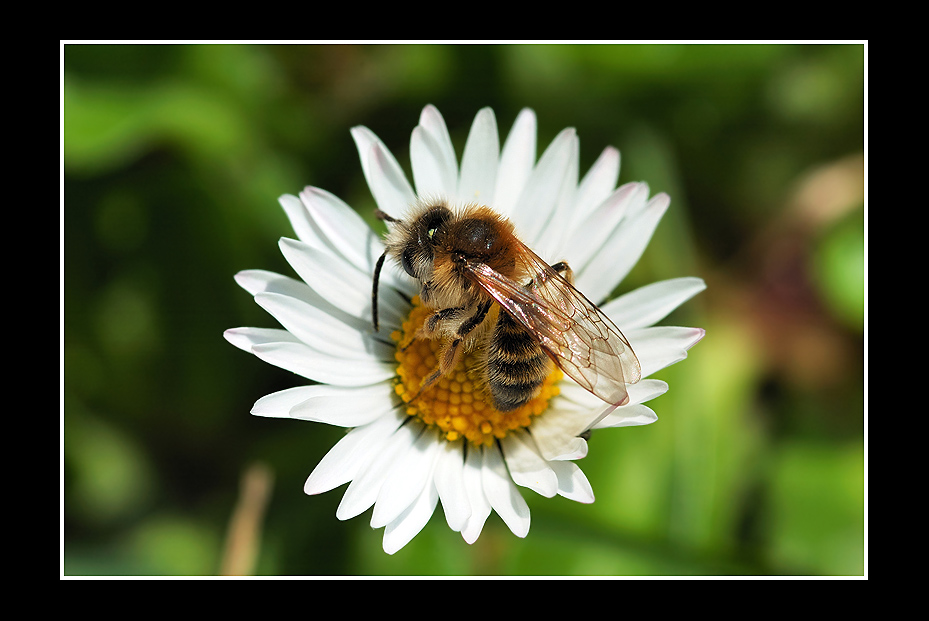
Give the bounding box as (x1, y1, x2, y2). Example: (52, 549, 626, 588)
(372, 202, 453, 330)
(391, 202, 453, 280)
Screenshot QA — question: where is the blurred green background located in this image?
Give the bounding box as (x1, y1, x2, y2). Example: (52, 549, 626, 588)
(62, 43, 865, 576)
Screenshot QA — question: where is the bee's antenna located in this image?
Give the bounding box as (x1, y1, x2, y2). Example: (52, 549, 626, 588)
(375, 209, 399, 223)
(372, 209, 401, 332)
(372, 251, 387, 332)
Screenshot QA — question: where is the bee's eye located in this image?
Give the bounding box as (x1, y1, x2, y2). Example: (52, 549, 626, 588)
(422, 206, 449, 244)
(400, 247, 417, 277)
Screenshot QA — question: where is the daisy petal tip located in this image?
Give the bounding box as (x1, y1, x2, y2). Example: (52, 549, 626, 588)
(277, 193, 299, 206)
(551, 438, 588, 461)
(567, 488, 595, 504)
(222, 328, 252, 352)
(652, 192, 672, 210)
(248, 403, 271, 417)
(334, 505, 355, 521)
(232, 271, 252, 289)
(302, 466, 339, 496)
(461, 530, 481, 546)
(476, 105, 496, 120)
(690, 327, 707, 347)
(297, 186, 322, 206)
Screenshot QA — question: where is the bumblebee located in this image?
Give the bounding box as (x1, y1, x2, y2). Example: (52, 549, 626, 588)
(372, 199, 640, 412)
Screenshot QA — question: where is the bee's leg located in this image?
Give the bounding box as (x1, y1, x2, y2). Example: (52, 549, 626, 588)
(438, 298, 492, 372)
(410, 299, 492, 401)
(427, 306, 466, 334)
(549, 261, 574, 284)
(402, 305, 466, 351)
(526, 261, 574, 291)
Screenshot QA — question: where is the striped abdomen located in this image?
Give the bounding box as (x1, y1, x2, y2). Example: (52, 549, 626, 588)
(486, 310, 553, 411)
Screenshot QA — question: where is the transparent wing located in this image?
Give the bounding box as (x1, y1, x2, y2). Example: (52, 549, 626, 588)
(464, 243, 641, 406)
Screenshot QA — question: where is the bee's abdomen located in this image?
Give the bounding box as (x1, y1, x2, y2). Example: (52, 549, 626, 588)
(487, 311, 552, 412)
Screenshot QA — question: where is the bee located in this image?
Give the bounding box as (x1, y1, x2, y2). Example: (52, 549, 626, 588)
(371, 199, 641, 412)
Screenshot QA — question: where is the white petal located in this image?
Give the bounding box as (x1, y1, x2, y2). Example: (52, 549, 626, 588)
(558, 377, 669, 410)
(565, 182, 648, 271)
(572, 146, 621, 225)
(253, 340, 394, 386)
(410, 105, 458, 201)
(336, 420, 420, 520)
(460, 446, 492, 544)
(550, 460, 595, 503)
(278, 193, 321, 248)
(278, 237, 366, 310)
(351, 126, 416, 218)
(493, 108, 536, 218)
(250, 385, 320, 418)
(601, 277, 707, 331)
(528, 406, 592, 461)
(576, 192, 671, 305)
(292, 187, 415, 300)
(304, 409, 406, 495)
(225, 327, 394, 386)
(433, 441, 470, 531)
(224, 326, 285, 352)
(552, 380, 605, 410)
(532, 133, 579, 262)
(546, 397, 627, 433)
(627, 325, 706, 378)
(298, 187, 386, 277)
(457, 107, 499, 205)
(510, 128, 578, 248)
(235, 269, 313, 302)
(627, 378, 670, 403)
(382, 480, 439, 555)
(481, 446, 530, 538)
(254, 292, 393, 361)
(289, 383, 397, 427)
(501, 431, 558, 498)
(280, 191, 383, 284)
(234, 269, 372, 334)
(594, 403, 658, 428)
(371, 428, 442, 528)
(279, 237, 407, 333)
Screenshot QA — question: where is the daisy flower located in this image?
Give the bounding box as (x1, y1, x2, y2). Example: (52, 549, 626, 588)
(224, 105, 705, 555)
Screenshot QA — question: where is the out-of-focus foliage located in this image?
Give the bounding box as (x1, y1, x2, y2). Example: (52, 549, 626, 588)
(63, 43, 865, 576)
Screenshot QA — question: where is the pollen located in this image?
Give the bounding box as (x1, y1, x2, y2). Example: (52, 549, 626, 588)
(392, 296, 562, 447)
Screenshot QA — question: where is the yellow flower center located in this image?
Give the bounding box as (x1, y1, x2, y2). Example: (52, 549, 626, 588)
(391, 296, 562, 447)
